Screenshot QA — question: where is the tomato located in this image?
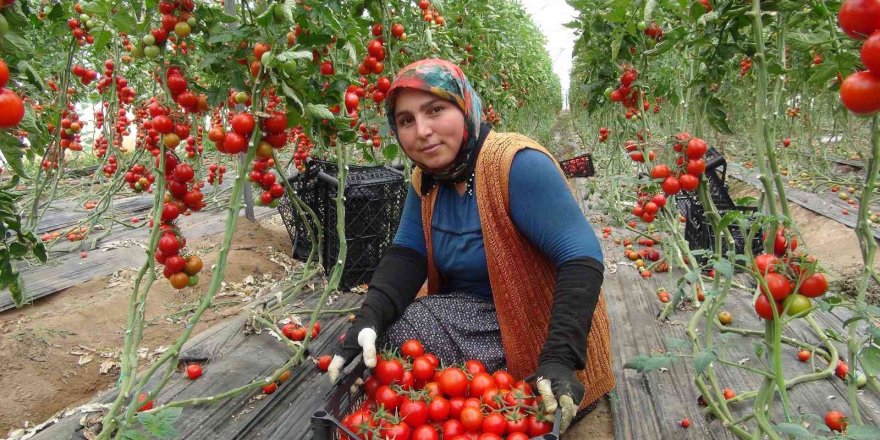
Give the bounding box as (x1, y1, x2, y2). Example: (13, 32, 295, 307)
(798, 273, 828, 297)
(836, 360, 849, 380)
(380, 421, 411, 440)
(680, 418, 691, 428)
(399, 370, 415, 390)
(754, 294, 778, 320)
(391, 23, 405, 38)
(411, 424, 439, 440)
(481, 388, 502, 410)
(505, 414, 529, 434)
(717, 311, 733, 325)
(186, 364, 202, 380)
(363, 375, 381, 399)
(863, 31, 880, 75)
(782, 293, 812, 317)
(753, 253, 779, 275)
(290, 326, 306, 341)
(262, 382, 277, 394)
(459, 407, 483, 433)
(375, 385, 401, 410)
(222, 132, 248, 154)
(662, 176, 681, 195)
(651, 164, 670, 179)
(411, 356, 435, 382)
(263, 112, 288, 134)
(479, 412, 506, 435)
(136, 392, 154, 411)
(441, 419, 465, 437)
(825, 410, 848, 432)
(686, 137, 708, 159)
(761, 273, 792, 301)
(231, 112, 255, 135)
(841, 71, 880, 115)
(652, 193, 667, 208)
(797, 349, 811, 362)
(343, 408, 376, 438)
(423, 381, 441, 399)
(158, 235, 180, 256)
(722, 388, 736, 400)
(464, 359, 486, 375)
(402, 339, 425, 358)
(527, 414, 553, 436)
(316, 355, 332, 371)
(0, 59, 8, 88)
(399, 397, 429, 428)
(507, 434, 530, 440)
(839, 0, 880, 39)
(374, 357, 404, 385)
(169, 272, 189, 289)
(679, 174, 700, 191)
(491, 371, 514, 390)
(468, 372, 495, 398)
(439, 367, 469, 397)
(686, 158, 706, 176)
(448, 396, 466, 419)
(428, 396, 450, 422)
(0, 88, 24, 129)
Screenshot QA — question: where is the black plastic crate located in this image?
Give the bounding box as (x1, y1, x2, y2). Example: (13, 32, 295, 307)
(675, 191, 762, 260)
(311, 361, 562, 439)
(559, 153, 595, 178)
(277, 160, 407, 290)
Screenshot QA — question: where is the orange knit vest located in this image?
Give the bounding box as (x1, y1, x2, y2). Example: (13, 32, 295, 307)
(411, 130, 615, 409)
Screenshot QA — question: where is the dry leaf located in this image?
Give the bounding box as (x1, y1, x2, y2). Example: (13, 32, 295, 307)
(78, 355, 94, 366)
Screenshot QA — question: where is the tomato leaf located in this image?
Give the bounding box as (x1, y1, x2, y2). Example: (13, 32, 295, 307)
(664, 337, 689, 351)
(382, 143, 398, 162)
(693, 350, 716, 375)
(706, 97, 734, 135)
(0, 131, 28, 179)
(137, 407, 182, 439)
(713, 259, 733, 278)
(753, 341, 764, 359)
(847, 425, 880, 440)
(860, 346, 880, 378)
(305, 103, 334, 120)
(772, 423, 812, 438)
(623, 353, 675, 373)
(120, 429, 149, 440)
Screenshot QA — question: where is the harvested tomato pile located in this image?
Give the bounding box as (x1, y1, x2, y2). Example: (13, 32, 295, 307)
(336, 339, 555, 440)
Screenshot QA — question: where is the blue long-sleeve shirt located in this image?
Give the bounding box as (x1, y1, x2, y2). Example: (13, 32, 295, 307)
(392, 148, 604, 300)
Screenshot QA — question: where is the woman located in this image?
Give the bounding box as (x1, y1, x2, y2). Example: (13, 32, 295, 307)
(327, 58, 613, 432)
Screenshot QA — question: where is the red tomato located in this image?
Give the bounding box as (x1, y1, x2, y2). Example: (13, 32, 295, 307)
(423, 381, 442, 399)
(481, 388, 502, 410)
(686, 137, 708, 159)
(363, 375, 381, 399)
(686, 158, 706, 176)
(464, 359, 486, 375)
(761, 273, 792, 301)
(448, 397, 466, 419)
(0, 88, 23, 129)
(528, 414, 554, 436)
(839, 0, 880, 39)
(399, 397, 429, 428)
(186, 364, 202, 380)
(441, 419, 465, 437)
(412, 356, 436, 382)
(753, 253, 779, 275)
(263, 112, 288, 134)
(459, 407, 483, 433)
(505, 414, 529, 434)
(508, 433, 530, 440)
(679, 174, 700, 191)
(492, 371, 515, 390)
(380, 421, 411, 440)
(825, 410, 848, 432)
(231, 112, 255, 135)
(375, 385, 401, 410)
(651, 164, 671, 179)
(374, 357, 405, 385)
(411, 424, 439, 440)
(481, 412, 507, 435)
(662, 176, 681, 195)
(439, 367, 469, 397)
(316, 355, 332, 372)
(754, 294, 779, 320)
(799, 273, 828, 297)
(428, 396, 450, 422)
(841, 71, 880, 115)
(469, 372, 495, 398)
(343, 409, 376, 438)
(402, 339, 425, 358)
(0, 59, 8, 88)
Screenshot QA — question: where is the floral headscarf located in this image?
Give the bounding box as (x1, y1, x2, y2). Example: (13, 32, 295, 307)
(386, 58, 491, 189)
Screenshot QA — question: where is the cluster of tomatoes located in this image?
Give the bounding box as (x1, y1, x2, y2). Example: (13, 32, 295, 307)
(608, 67, 642, 118)
(71, 64, 98, 86)
(165, 66, 208, 113)
(648, 133, 711, 197)
(622, 235, 667, 279)
(358, 122, 383, 149)
(215, 112, 254, 154)
(292, 126, 316, 172)
(485, 104, 501, 125)
(249, 158, 285, 207)
(0, 59, 25, 129)
(417, 0, 445, 26)
(206, 162, 226, 186)
(627, 186, 668, 225)
(57, 107, 85, 152)
(66, 8, 95, 46)
(337, 339, 555, 440)
(739, 58, 752, 77)
(838, 0, 880, 115)
(102, 155, 118, 178)
(357, 31, 388, 77)
(124, 163, 155, 193)
(154, 153, 205, 290)
(130, 0, 196, 59)
(751, 230, 829, 321)
(641, 22, 663, 41)
(598, 127, 609, 143)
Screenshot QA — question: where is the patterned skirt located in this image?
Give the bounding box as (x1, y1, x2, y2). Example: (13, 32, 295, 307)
(379, 291, 507, 372)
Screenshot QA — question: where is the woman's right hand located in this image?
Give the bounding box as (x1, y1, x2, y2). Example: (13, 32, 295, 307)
(327, 325, 378, 384)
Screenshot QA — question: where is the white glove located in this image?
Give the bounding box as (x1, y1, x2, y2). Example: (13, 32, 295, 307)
(537, 377, 578, 433)
(327, 327, 377, 384)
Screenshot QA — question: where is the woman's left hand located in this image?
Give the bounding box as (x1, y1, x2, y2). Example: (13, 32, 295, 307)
(535, 362, 584, 433)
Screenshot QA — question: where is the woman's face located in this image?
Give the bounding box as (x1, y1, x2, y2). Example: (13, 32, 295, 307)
(392, 88, 466, 172)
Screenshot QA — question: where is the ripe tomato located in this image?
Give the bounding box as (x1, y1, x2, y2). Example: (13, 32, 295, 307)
(447, 396, 466, 419)
(491, 370, 514, 390)
(527, 414, 553, 436)
(428, 396, 450, 422)
(439, 367, 469, 397)
(375, 385, 402, 410)
(686, 137, 708, 159)
(402, 339, 425, 358)
(412, 356, 436, 382)
(722, 388, 736, 400)
(0, 59, 8, 88)
(464, 359, 486, 375)
(754, 294, 778, 320)
(391, 23, 405, 38)
(222, 132, 248, 154)
(841, 71, 880, 115)
(186, 364, 202, 380)
(231, 112, 255, 135)
(836, 360, 849, 380)
(169, 272, 189, 289)
(137, 392, 154, 411)
(399, 397, 429, 428)
(839, 0, 880, 39)
(441, 419, 465, 437)
(290, 326, 306, 341)
(380, 421, 411, 439)
(152, 115, 173, 134)
(686, 158, 706, 176)
(662, 176, 681, 195)
(316, 355, 332, 371)
(863, 31, 880, 74)
(679, 174, 700, 191)
(343, 408, 376, 437)
(761, 273, 792, 301)
(459, 407, 483, 433)
(411, 424, 439, 440)
(753, 253, 779, 275)
(374, 357, 405, 385)
(480, 412, 506, 435)
(680, 418, 691, 428)
(469, 372, 495, 398)
(505, 414, 529, 434)
(158, 235, 180, 256)
(825, 410, 848, 432)
(651, 164, 670, 179)
(797, 349, 811, 362)
(262, 382, 277, 394)
(508, 434, 530, 440)
(798, 273, 828, 297)
(263, 112, 288, 134)
(0, 88, 25, 129)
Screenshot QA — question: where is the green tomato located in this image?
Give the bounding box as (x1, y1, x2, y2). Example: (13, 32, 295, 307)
(79, 14, 90, 23)
(282, 60, 298, 77)
(130, 45, 144, 58)
(0, 15, 8, 35)
(783, 293, 812, 317)
(261, 52, 273, 66)
(187, 16, 197, 27)
(234, 92, 249, 103)
(604, 87, 613, 98)
(85, 20, 96, 30)
(273, 3, 287, 21)
(853, 370, 867, 388)
(142, 34, 156, 46)
(646, 39, 656, 49)
(637, 21, 647, 31)
(269, 199, 281, 209)
(144, 45, 161, 59)
(187, 274, 199, 287)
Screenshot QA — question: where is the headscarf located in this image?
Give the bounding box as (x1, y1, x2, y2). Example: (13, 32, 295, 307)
(385, 59, 491, 193)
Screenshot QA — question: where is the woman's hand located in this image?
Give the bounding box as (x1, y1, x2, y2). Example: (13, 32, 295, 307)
(327, 326, 378, 384)
(535, 361, 584, 433)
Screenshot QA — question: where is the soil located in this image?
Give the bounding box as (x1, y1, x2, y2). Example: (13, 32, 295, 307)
(0, 214, 295, 436)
